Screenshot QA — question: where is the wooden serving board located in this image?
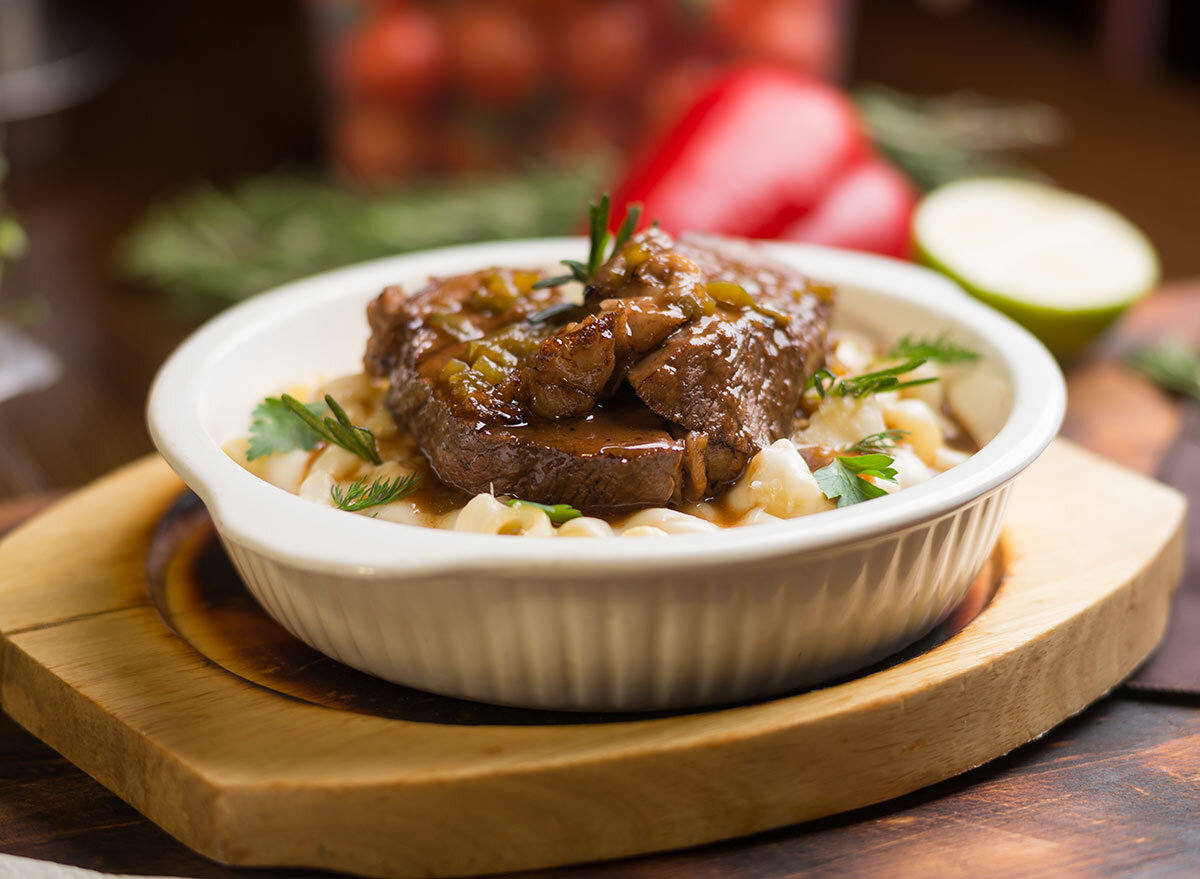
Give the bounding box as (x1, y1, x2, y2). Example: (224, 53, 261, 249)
(0, 440, 1185, 879)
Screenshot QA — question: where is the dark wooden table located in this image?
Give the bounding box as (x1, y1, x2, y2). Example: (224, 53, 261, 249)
(2, 1, 1199, 876)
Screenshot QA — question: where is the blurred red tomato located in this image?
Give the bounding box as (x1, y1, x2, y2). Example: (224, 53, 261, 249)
(546, 105, 627, 162)
(776, 156, 917, 257)
(714, 0, 837, 75)
(556, 1, 653, 99)
(428, 116, 511, 177)
(640, 59, 722, 142)
(333, 103, 425, 183)
(447, 5, 545, 108)
(338, 4, 445, 105)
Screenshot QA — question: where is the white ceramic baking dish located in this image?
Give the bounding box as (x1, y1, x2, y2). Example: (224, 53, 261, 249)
(148, 239, 1065, 711)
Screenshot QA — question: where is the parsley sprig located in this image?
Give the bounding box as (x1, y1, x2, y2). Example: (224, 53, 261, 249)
(506, 498, 583, 524)
(814, 453, 899, 507)
(532, 194, 642, 289)
(807, 359, 938, 399)
(247, 397, 329, 461)
(1128, 339, 1200, 402)
(886, 333, 979, 363)
(278, 393, 382, 464)
(846, 429, 909, 455)
(331, 473, 422, 512)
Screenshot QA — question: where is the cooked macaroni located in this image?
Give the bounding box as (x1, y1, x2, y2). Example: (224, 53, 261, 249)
(234, 331, 975, 536)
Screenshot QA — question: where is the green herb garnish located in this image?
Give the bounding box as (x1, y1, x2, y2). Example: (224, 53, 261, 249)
(846, 429, 910, 455)
(247, 397, 329, 460)
(814, 454, 899, 508)
(886, 333, 979, 363)
(1128, 339, 1200, 402)
(280, 394, 382, 465)
(331, 473, 422, 513)
(506, 498, 583, 524)
(807, 359, 938, 399)
(532, 194, 642, 289)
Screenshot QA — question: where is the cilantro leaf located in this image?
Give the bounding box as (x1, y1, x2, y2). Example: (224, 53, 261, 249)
(247, 397, 328, 460)
(814, 454, 899, 508)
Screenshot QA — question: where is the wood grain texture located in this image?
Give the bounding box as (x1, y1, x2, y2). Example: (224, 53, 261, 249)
(140, 494, 999, 728)
(1062, 282, 1200, 475)
(0, 2, 1196, 874)
(0, 441, 1184, 878)
(2, 698, 1197, 879)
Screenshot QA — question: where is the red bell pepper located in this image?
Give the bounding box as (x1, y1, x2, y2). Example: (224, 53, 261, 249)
(775, 155, 917, 258)
(611, 66, 916, 258)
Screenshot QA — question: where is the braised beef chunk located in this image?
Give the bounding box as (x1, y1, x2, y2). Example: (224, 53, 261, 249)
(364, 231, 833, 510)
(407, 391, 686, 511)
(365, 267, 568, 424)
(364, 266, 687, 510)
(628, 234, 832, 493)
(524, 310, 622, 420)
(521, 229, 831, 497)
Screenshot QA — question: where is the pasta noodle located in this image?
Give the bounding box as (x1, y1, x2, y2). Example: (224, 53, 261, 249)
(723, 440, 833, 519)
(236, 331, 976, 537)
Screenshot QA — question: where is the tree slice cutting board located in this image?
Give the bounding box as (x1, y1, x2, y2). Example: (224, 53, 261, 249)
(0, 440, 1185, 879)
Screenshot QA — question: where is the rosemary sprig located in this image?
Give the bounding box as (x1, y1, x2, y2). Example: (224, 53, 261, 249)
(527, 301, 582, 325)
(280, 393, 382, 465)
(807, 359, 937, 399)
(886, 333, 979, 364)
(331, 473, 422, 513)
(532, 194, 642, 289)
(1127, 339, 1200, 402)
(846, 429, 910, 455)
(506, 498, 583, 524)
(120, 163, 604, 314)
(854, 84, 1062, 191)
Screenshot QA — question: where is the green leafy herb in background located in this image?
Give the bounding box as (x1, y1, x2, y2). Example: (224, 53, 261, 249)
(120, 163, 604, 315)
(506, 498, 583, 524)
(855, 85, 1065, 191)
(815, 453, 899, 508)
(331, 473, 422, 513)
(1128, 340, 1200, 402)
(0, 153, 28, 286)
(121, 86, 1061, 315)
(247, 397, 328, 460)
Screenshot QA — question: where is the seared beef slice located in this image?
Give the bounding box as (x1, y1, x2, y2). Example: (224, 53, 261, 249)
(523, 229, 833, 492)
(365, 267, 685, 511)
(365, 233, 832, 510)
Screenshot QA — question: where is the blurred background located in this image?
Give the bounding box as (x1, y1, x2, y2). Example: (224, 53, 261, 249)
(2, 0, 1199, 498)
